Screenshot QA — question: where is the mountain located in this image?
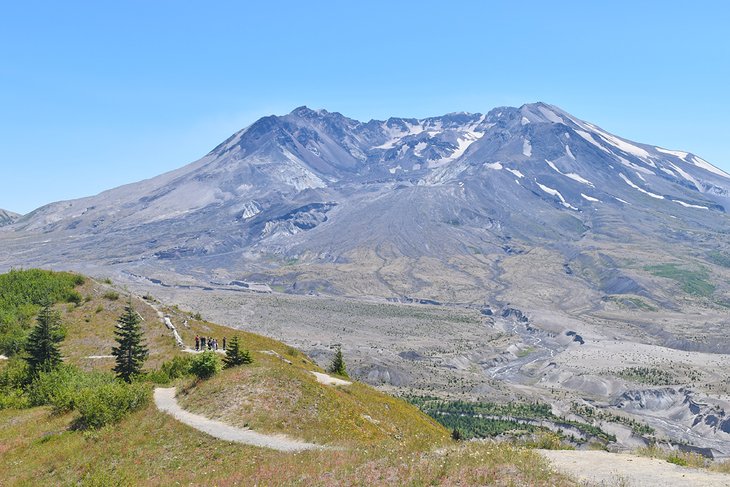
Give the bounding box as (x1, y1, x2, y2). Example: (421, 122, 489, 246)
(0, 209, 20, 227)
(2, 102, 729, 299)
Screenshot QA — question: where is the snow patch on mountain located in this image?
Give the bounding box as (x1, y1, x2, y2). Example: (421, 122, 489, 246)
(691, 156, 730, 178)
(656, 147, 689, 160)
(672, 200, 709, 210)
(545, 160, 594, 187)
(565, 145, 576, 160)
(669, 163, 700, 191)
(581, 193, 601, 203)
(537, 182, 578, 210)
(619, 173, 664, 199)
(506, 168, 524, 178)
(522, 138, 532, 157)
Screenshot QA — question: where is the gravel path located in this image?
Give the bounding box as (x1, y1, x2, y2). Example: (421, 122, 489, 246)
(154, 387, 325, 452)
(539, 449, 730, 486)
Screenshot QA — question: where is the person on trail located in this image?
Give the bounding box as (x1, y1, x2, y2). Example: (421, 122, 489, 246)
(195, 335, 200, 351)
(214, 338, 218, 351)
(201, 336, 206, 350)
(222, 337, 226, 350)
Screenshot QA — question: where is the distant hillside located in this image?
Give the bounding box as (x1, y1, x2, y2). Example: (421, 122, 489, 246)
(0, 209, 19, 227)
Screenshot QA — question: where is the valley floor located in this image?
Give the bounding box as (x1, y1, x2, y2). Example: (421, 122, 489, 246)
(540, 449, 730, 487)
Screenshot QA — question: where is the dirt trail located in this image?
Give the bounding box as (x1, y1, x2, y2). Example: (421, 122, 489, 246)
(540, 449, 730, 486)
(154, 387, 326, 452)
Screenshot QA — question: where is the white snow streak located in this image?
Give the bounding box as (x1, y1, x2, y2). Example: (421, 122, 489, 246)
(565, 145, 575, 160)
(619, 173, 664, 199)
(691, 156, 730, 178)
(537, 182, 578, 210)
(656, 147, 689, 160)
(672, 200, 709, 210)
(545, 160, 594, 187)
(506, 168, 524, 178)
(581, 193, 601, 203)
(669, 163, 701, 190)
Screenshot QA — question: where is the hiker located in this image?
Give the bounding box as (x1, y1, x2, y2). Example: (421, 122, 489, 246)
(195, 335, 200, 351)
(214, 338, 218, 351)
(222, 337, 226, 350)
(201, 336, 206, 350)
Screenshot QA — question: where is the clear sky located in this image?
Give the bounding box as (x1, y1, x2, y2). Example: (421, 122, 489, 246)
(1, 1, 728, 214)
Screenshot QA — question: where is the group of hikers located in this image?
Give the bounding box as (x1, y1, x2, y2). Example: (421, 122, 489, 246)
(194, 335, 225, 351)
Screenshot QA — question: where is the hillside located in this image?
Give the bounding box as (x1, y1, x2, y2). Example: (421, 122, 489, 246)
(0, 270, 569, 485)
(0, 209, 19, 227)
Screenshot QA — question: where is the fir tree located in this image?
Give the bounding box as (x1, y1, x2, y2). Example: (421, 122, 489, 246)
(223, 336, 253, 368)
(328, 346, 348, 378)
(111, 301, 148, 382)
(25, 303, 64, 376)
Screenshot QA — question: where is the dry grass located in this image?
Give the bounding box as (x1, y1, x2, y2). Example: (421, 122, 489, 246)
(0, 406, 570, 486)
(0, 276, 573, 485)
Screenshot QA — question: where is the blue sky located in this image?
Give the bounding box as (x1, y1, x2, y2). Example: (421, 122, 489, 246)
(1, 1, 728, 214)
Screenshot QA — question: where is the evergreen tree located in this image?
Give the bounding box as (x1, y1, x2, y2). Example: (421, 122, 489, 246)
(25, 303, 64, 376)
(223, 336, 253, 368)
(328, 346, 348, 378)
(111, 301, 148, 382)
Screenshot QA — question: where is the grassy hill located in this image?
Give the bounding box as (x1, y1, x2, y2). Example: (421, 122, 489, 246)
(0, 270, 569, 486)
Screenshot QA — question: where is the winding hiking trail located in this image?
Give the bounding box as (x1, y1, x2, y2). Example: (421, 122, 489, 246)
(540, 449, 730, 486)
(154, 387, 326, 452)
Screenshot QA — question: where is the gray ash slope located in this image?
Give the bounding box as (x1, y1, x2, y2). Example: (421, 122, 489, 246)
(0, 209, 20, 227)
(2, 102, 730, 307)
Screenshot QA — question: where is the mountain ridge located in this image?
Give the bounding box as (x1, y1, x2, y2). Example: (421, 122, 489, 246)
(1, 102, 729, 306)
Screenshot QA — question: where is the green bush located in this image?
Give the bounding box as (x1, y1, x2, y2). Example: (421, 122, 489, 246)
(0, 269, 84, 356)
(28, 365, 115, 412)
(103, 291, 120, 301)
(0, 357, 30, 390)
(146, 355, 194, 384)
(189, 351, 221, 379)
(73, 381, 150, 429)
(0, 357, 31, 408)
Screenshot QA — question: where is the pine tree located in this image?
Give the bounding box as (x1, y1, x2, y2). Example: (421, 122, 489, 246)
(223, 336, 253, 368)
(328, 346, 348, 378)
(25, 303, 64, 376)
(111, 301, 148, 382)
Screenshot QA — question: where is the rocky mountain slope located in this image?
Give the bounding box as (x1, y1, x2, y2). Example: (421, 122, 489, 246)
(0, 209, 20, 227)
(2, 103, 729, 296)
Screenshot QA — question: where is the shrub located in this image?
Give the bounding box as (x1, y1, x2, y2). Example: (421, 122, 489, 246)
(189, 351, 221, 379)
(65, 290, 83, 305)
(28, 365, 115, 412)
(0, 357, 31, 408)
(146, 355, 194, 384)
(161, 355, 194, 379)
(73, 381, 150, 429)
(103, 291, 119, 301)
